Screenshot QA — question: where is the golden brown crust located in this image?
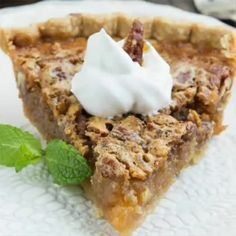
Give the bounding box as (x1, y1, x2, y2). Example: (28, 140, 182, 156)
(152, 18, 192, 42)
(1, 13, 236, 58)
(39, 17, 81, 39)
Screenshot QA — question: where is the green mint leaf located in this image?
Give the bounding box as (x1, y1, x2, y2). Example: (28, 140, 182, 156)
(0, 124, 42, 171)
(15, 144, 42, 172)
(45, 140, 92, 185)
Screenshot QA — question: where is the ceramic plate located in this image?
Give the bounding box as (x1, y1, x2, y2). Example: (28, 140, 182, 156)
(0, 1, 236, 236)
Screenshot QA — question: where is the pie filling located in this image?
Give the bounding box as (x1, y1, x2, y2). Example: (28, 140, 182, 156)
(1, 14, 235, 234)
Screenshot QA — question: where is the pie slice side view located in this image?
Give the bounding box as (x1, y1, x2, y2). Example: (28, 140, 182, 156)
(0, 14, 235, 235)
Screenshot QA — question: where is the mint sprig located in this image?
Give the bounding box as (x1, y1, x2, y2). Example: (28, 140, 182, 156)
(0, 124, 92, 184)
(0, 125, 42, 172)
(45, 140, 92, 185)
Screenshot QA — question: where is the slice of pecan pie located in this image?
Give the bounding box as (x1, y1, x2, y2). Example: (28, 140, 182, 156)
(0, 14, 235, 234)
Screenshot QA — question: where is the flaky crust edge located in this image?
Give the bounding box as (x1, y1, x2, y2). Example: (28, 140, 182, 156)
(0, 13, 236, 58)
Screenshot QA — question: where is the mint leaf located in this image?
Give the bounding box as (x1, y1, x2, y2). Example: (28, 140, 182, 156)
(0, 124, 42, 171)
(15, 144, 42, 172)
(45, 140, 92, 185)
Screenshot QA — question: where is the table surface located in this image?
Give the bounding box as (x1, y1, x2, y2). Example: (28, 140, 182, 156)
(0, 0, 197, 11)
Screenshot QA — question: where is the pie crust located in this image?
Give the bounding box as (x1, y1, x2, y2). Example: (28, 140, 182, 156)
(0, 13, 235, 235)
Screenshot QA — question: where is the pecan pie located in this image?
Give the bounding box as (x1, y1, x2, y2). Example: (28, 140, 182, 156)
(0, 14, 235, 235)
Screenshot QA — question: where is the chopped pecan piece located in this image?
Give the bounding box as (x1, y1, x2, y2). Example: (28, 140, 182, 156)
(123, 20, 144, 65)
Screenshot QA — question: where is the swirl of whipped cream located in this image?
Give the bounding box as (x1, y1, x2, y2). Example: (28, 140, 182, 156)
(71, 29, 173, 118)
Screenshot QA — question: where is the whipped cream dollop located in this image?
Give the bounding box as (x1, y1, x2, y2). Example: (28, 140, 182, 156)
(71, 29, 173, 118)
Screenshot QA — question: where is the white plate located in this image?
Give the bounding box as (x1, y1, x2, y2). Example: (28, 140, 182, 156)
(0, 1, 236, 236)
